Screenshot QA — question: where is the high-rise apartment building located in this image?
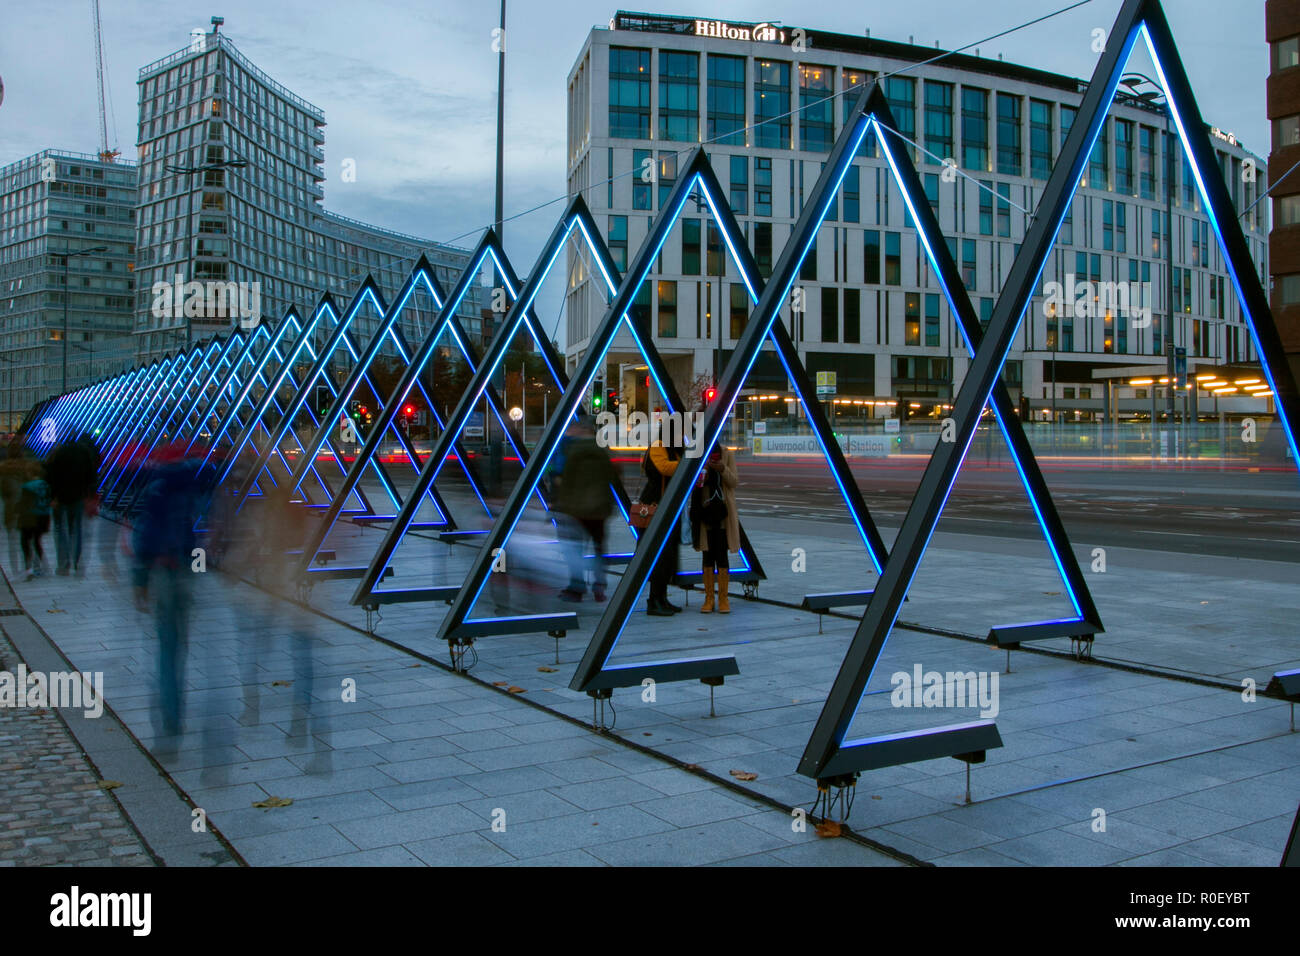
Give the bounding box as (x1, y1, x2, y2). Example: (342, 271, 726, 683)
(566, 12, 1270, 425)
(0, 150, 137, 431)
(1268, 0, 1300, 386)
(133, 23, 480, 361)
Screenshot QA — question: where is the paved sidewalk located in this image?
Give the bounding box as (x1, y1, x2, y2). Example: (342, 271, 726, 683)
(3, 518, 900, 867)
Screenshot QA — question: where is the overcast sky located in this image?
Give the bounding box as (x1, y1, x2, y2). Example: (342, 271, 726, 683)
(0, 0, 1269, 336)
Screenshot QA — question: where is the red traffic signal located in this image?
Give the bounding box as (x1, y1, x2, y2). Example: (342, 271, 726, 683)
(404, 404, 415, 417)
(704, 387, 717, 403)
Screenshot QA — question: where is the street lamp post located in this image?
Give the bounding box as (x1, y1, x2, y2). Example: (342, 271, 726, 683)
(61, 244, 108, 394)
(163, 159, 247, 351)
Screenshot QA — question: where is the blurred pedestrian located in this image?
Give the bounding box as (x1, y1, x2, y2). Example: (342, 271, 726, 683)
(131, 448, 202, 738)
(690, 443, 739, 613)
(554, 415, 620, 602)
(0, 443, 27, 573)
(47, 435, 96, 575)
(16, 459, 51, 579)
(640, 436, 683, 616)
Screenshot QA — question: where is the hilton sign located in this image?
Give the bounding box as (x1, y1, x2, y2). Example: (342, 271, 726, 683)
(693, 19, 787, 43)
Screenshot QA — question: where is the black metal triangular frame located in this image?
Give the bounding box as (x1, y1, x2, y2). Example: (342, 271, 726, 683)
(799, 0, 1300, 781)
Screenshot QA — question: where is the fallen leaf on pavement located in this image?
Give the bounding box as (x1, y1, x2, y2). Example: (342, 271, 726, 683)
(98, 780, 123, 791)
(815, 820, 842, 838)
(537, 666, 557, 673)
(507, 686, 525, 694)
(729, 769, 758, 781)
(492, 681, 508, 687)
(252, 796, 293, 809)
(270, 680, 291, 687)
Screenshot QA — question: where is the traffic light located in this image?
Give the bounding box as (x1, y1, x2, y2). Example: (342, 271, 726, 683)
(592, 391, 603, 410)
(704, 386, 717, 403)
(607, 388, 618, 410)
(403, 404, 415, 418)
(349, 399, 361, 420)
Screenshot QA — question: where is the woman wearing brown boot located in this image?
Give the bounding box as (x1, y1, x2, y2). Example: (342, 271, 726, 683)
(689, 442, 738, 613)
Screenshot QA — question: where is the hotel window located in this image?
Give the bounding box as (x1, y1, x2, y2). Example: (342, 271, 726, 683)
(1029, 99, 1052, 180)
(681, 218, 701, 275)
(1276, 114, 1300, 147)
(1278, 194, 1300, 225)
(885, 232, 901, 285)
(706, 222, 724, 276)
(864, 230, 881, 284)
(657, 151, 677, 208)
(1060, 198, 1074, 245)
(905, 293, 921, 345)
(843, 166, 860, 223)
(1060, 104, 1076, 149)
(821, 287, 839, 342)
(841, 70, 875, 157)
(1089, 119, 1110, 190)
(730, 283, 748, 338)
(1138, 125, 1156, 200)
(754, 221, 773, 278)
(980, 298, 994, 331)
(633, 149, 651, 209)
(885, 76, 916, 161)
(996, 93, 1021, 176)
(1115, 119, 1134, 194)
(924, 81, 954, 163)
(1116, 202, 1127, 253)
(1151, 208, 1164, 256)
(979, 182, 993, 235)
(657, 280, 677, 337)
(925, 294, 941, 347)
(754, 60, 791, 150)
(1103, 200, 1114, 250)
(961, 87, 989, 171)
(844, 288, 861, 344)
(754, 157, 772, 216)
(707, 55, 746, 146)
(729, 155, 748, 214)
(1274, 36, 1300, 70)
(608, 47, 650, 140)
(658, 51, 699, 142)
(962, 239, 977, 290)
(924, 173, 939, 216)
(997, 183, 1011, 237)
(1179, 143, 1194, 208)
(799, 65, 835, 152)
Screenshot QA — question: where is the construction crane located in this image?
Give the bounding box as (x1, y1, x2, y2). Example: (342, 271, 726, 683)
(91, 0, 119, 163)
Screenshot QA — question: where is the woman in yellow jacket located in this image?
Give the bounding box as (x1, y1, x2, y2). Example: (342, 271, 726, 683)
(642, 440, 683, 616)
(689, 443, 738, 613)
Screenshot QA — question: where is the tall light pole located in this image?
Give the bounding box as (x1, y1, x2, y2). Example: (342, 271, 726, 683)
(61, 244, 108, 394)
(495, 0, 506, 249)
(1122, 73, 1176, 459)
(164, 158, 247, 350)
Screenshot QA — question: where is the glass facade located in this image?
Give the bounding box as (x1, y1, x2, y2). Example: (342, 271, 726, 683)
(563, 17, 1269, 415)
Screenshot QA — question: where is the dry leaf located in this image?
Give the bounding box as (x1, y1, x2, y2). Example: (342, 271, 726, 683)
(47, 607, 67, 614)
(684, 763, 701, 771)
(815, 820, 842, 839)
(729, 769, 758, 781)
(871, 795, 882, 800)
(507, 686, 525, 694)
(252, 796, 293, 809)
(492, 681, 508, 687)
(537, 666, 557, 673)
(98, 780, 123, 791)
(407, 663, 421, 668)
(270, 680, 292, 687)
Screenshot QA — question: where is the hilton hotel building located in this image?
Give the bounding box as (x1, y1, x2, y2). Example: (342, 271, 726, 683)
(564, 12, 1271, 424)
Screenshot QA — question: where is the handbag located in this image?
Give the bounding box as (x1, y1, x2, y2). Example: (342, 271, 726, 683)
(701, 488, 727, 526)
(629, 501, 656, 529)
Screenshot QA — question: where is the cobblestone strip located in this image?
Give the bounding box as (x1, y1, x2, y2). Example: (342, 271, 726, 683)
(0, 625, 156, 867)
